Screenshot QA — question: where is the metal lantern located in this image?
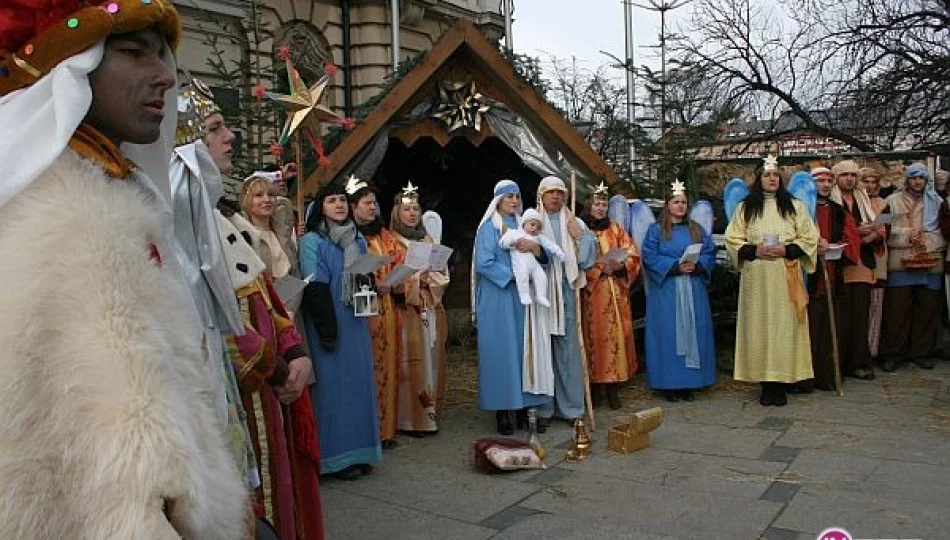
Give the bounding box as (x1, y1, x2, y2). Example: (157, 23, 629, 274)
(353, 284, 379, 317)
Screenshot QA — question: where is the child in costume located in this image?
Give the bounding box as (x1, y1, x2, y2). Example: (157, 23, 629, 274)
(499, 208, 565, 307)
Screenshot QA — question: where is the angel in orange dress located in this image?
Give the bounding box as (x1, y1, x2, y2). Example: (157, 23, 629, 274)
(581, 183, 641, 409)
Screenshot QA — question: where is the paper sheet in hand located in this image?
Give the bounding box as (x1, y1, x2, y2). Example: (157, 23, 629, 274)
(871, 213, 903, 226)
(599, 247, 629, 264)
(824, 243, 847, 261)
(679, 243, 703, 264)
(346, 253, 391, 274)
(273, 274, 309, 314)
(405, 241, 453, 271)
(379, 264, 418, 288)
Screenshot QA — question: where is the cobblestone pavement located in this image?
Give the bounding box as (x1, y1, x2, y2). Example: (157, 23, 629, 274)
(321, 362, 950, 540)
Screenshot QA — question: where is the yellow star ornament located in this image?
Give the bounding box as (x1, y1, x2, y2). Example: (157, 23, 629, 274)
(267, 58, 342, 142)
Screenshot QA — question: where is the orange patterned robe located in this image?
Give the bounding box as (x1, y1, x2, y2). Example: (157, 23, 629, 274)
(583, 222, 641, 383)
(365, 228, 404, 442)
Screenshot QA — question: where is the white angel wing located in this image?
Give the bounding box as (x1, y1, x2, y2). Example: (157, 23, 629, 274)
(628, 199, 656, 248)
(608, 195, 631, 229)
(422, 211, 443, 244)
(690, 200, 714, 234)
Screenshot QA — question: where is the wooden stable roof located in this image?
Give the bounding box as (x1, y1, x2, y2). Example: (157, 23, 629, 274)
(303, 20, 618, 196)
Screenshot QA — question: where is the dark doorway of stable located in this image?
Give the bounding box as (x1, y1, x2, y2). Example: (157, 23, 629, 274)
(371, 136, 541, 309)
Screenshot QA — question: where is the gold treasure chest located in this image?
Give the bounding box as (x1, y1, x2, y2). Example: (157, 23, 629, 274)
(608, 407, 664, 453)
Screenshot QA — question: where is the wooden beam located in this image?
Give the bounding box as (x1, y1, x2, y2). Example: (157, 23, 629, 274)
(305, 19, 620, 198)
(304, 22, 471, 195)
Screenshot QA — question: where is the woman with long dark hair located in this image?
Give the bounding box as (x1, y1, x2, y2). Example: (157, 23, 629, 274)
(299, 179, 381, 480)
(641, 186, 717, 402)
(725, 158, 819, 406)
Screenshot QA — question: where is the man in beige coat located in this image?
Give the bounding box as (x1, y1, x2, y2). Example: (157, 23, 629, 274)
(0, 1, 248, 538)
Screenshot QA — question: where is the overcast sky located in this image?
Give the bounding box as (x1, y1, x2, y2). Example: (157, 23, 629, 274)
(512, 0, 691, 78)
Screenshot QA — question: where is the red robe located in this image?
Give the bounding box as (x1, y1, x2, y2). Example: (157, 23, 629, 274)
(228, 275, 324, 540)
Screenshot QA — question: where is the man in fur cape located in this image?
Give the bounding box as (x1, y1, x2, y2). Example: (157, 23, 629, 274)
(0, 0, 248, 538)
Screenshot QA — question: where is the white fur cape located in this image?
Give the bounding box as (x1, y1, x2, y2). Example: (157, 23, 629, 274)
(0, 150, 247, 539)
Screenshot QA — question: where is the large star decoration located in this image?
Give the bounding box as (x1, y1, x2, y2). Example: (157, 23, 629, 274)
(267, 58, 342, 143)
(400, 181, 419, 204)
(594, 181, 609, 195)
(432, 80, 495, 133)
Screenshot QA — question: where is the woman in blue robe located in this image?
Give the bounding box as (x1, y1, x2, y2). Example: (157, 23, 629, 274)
(472, 180, 551, 435)
(641, 190, 717, 402)
(300, 178, 381, 480)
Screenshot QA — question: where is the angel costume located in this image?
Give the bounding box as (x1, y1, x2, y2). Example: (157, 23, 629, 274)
(725, 178, 819, 386)
(499, 208, 565, 306)
(0, 2, 247, 537)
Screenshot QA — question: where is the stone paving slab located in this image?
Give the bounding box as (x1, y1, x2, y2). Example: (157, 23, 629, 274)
(648, 419, 783, 460)
(489, 514, 690, 540)
(775, 421, 950, 466)
(321, 487, 496, 540)
(556, 446, 786, 499)
(518, 470, 784, 540)
(324, 455, 541, 524)
(772, 485, 950, 539)
(320, 363, 950, 540)
(783, 449, 882, 490)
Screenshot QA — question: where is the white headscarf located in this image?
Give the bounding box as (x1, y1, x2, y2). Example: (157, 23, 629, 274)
(830, 160, 876, 224)
(471, 180, 522, 317)
(536, 176, 585, 335)
(0, 40, 179, 211)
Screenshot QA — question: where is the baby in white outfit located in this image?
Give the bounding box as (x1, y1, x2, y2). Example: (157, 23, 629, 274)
(499, 209, 565, 307)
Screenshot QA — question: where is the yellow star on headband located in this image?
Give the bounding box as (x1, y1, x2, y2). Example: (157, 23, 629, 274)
(402, 181, 419, 196)
(267, 58, 342, 141)
(594, 181, 609, 195)
(763, 154, 779, 171)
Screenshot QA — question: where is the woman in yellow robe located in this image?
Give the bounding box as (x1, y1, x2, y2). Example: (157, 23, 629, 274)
(581, 185, 641, 409)
(725, 163, 819, 406)
(390, 185, 450, 435)
(347, 177, 403, 448)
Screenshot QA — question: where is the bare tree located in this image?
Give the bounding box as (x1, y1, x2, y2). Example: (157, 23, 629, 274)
(545, 57, 650, 192)
(671, 0, 950, 151)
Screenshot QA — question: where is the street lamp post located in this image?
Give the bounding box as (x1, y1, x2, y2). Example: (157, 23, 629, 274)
(631, 0, 691, 189)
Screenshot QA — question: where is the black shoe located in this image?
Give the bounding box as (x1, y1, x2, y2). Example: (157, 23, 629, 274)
(606, 384, 622, 410)
(329, 465, 363, 481)
(787, 381, 814, 394)
(913, 357, 935, 370)
(381, 439, 399, 450)
(850, 367, 876, 380)
(772, 385, 788, 407)
(515, 409, 528, 430)
(536, 416, 550, 434)
(679, 389, 695, 402)
(759, 383, 774, 407)
(591, 384, 605, 409)
(496, 411, 513, 436)
(664, 390, 680, 403)
(880, 357, 899, 372)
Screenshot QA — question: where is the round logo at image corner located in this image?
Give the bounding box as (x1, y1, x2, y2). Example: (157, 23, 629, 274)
(816, 527, 852, 540)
